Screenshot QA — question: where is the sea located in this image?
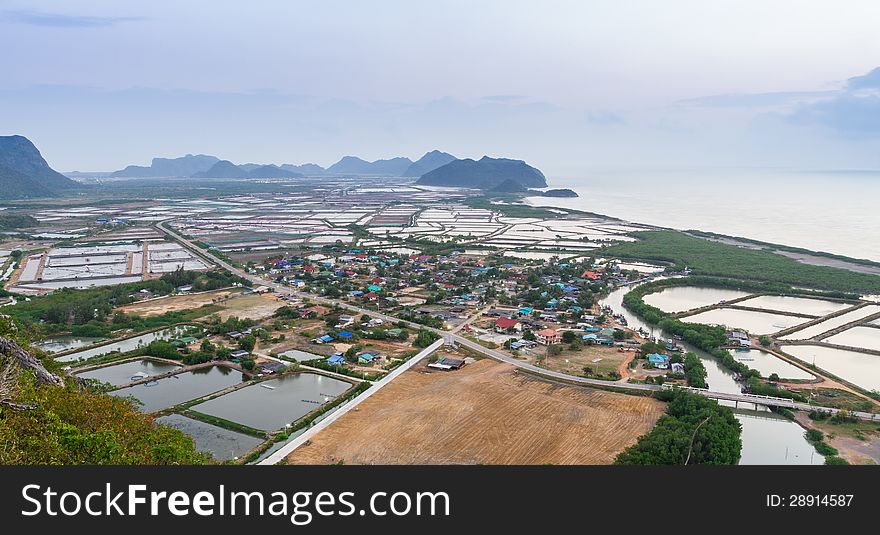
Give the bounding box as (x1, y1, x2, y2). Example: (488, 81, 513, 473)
(526, 169, 880, 263)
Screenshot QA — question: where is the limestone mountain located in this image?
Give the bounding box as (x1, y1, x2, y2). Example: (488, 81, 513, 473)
(327, 155, 414, 175)
(247, 164, 303, 178)
(0, 135, 81, 198)
(190, 160, 250, 178)
(402, 150, 456, 177)
(111, 154, 220, 177)
(280, 163, 325, 175)
(416, 156, 547, 190)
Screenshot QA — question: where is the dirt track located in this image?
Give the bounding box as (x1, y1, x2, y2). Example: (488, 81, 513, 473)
(117, 289, 237, 316)
(286, 359, 664, 465)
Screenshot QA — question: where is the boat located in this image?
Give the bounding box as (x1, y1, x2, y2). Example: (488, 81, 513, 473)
(260, 383, 276, 390)
(130, 372, 149, 380)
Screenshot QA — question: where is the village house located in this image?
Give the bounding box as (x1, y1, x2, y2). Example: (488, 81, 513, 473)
(535, 328, 562, 346)
(494, 317, 522, 333)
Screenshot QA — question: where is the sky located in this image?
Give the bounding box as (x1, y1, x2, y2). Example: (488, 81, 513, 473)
(1, 0, 879, 173)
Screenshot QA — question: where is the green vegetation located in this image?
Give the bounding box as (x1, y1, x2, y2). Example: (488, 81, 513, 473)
(683, 352, 708, 388)
(155, 266, 250, 292)
(615, 388, 742, 465)
(686, 230, 880, 270)
(0, 317, 208, 464)
(803, 428, 849, 465)
(604, 230, 880, 294)
(7, 268, 244, 337)
(182, 410, 267, 439)
(463, 195, 583, 219)
(414, 328, 441, 348)
(0, 213, 39, 230)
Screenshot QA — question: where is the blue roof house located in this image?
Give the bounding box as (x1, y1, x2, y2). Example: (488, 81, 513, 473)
(326, 354, 346, 365)
(647, 353, 670, 369)
(357, 353, 377, 364)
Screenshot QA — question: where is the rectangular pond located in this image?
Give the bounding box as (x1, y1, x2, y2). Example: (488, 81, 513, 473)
(36, 336, 106, 354)
(190, 373, 352, 432)
(75, 359, 181, 386)
(279, 349, 324, 362)
(155, 413, 264, 462)
(112, 366, 244, 412)
(55, 326, 194, 363)
(728, 349, 815, 380)
(780, 305, 880, 340)
(736, 295, 851, 317)
(781, 345, 880, 392)
(824, 326, 880, 352)
(682, 308, 808, 335)
(642, 286, 752, 313)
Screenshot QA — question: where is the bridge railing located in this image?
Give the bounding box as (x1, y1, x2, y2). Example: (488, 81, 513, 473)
(660, 384, 798, 404)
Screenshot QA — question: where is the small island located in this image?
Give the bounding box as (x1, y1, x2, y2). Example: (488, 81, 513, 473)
(538, 188, 579, 198)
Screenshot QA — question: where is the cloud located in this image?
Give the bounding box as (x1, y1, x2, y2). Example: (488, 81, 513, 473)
(787, 93, 880, 136)
(676, 91, 834, 108)
(846, 67, 880, 91)
(1, 10, 145, 28)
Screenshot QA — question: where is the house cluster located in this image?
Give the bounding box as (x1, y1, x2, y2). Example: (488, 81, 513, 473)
(726, 329, 751, 348)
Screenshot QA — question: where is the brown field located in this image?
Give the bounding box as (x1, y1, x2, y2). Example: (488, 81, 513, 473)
(285, 359, 664, 465)
(117, 288, 242, 316)
(217, 293, 284, 321)
(542, 344, 636, 377)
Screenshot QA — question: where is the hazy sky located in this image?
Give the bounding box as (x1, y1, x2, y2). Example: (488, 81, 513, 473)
(1, 1, 879, 173)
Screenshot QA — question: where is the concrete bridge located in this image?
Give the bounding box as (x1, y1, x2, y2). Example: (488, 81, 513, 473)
(662, 384, 880, 420)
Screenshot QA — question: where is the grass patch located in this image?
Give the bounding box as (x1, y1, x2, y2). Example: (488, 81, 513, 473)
(603, 230, 880, 294)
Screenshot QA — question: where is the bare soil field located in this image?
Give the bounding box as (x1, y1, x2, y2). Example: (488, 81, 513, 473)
(541, 344, 635, 378)
(217, 293, 284, 321)
(117, 288, 242, 316)
(286, 359, 664, 465)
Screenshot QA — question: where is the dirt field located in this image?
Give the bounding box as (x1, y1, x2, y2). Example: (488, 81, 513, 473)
(117, 288, 242, 316)
(285, 359, 664, 465)
(542, 345, 635, 378)
(217, 293, 284, 321)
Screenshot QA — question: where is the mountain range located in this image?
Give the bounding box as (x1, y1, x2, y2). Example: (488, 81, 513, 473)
(326, 156, 413, 175)
(416, 156, 547, 190)
(190, 161, 304, 179)
(403, 150, 456, 176)
(0, 135, 81, 198)
(111, 154, 220, 177)
(96, 150, 459, 179)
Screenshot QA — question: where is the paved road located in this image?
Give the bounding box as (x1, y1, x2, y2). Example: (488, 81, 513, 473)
(156, 220, 878, 420)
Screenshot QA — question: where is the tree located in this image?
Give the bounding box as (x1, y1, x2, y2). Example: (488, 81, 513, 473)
(200, 338, 215, 353)
(683, 352, 708, 388)
(561, 330, 577, 344)
(759, 335, 772, 347)
(239, 334, 256, 353)
(414, 329, 440, 348)
(615, 389, 742, 465)
(522, 330, 536, 341)
(241, 359, 255, 371)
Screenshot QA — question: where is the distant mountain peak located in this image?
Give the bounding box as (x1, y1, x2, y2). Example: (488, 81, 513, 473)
(0, 135, 80, 199)
(403, 150, 456, 177)
(191, 160, 250, 178)
(415, 156, 547, 190)
(111, 154, 220, 177)
(327, 155, 414, 176)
